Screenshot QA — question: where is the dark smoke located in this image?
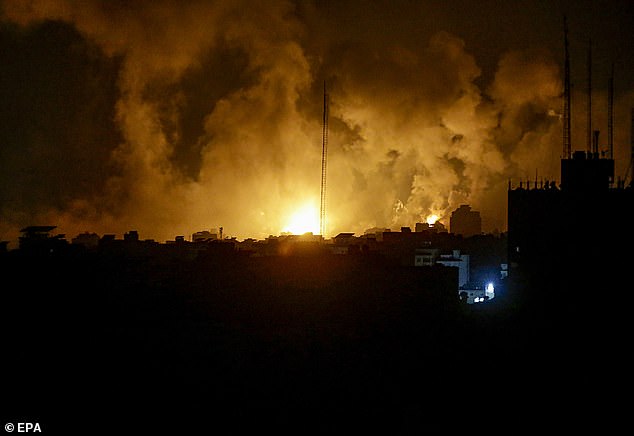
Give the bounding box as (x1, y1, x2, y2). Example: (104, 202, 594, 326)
(1, 0, 632, 246)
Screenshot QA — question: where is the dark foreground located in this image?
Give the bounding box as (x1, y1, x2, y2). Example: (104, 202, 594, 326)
(2, 249, 630, 434)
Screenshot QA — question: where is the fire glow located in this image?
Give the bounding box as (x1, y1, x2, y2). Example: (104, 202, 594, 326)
(426, 214, 440, 225)
(282, 203, 320, 235)
(1, 0, 602, 245)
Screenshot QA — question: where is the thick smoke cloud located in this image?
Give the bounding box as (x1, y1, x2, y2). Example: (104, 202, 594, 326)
(1, 0, 631, 246)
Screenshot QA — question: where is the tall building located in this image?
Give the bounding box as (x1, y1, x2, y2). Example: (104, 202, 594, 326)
(507, 151, 631, 294)
(507, 21, 632, 301)
(504, 22, 633, 402)
(506, 20, 632, 304)
(449, 205, 481, 237)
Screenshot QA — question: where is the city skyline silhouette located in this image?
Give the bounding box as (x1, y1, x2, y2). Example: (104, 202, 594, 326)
(2, 1, 633, 434)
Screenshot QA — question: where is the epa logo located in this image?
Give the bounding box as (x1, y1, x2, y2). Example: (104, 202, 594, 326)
(4, 423, 41, 433)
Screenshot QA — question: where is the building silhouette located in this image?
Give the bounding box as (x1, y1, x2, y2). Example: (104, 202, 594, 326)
(18, 225, 67, 253)
(507, 151, 631, 295)
(449, 204, 481, 237)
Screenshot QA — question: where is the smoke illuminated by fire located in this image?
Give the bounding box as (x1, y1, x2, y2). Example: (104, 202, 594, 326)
(282, 202, 320, 235)
(426, 214, 440, 225)
(1, 0, 632, 246)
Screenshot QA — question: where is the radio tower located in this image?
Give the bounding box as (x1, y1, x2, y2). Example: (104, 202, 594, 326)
(320, 81, 329, 237)
(563, 16, 572, 159)
(586, 38, 592, 153)
(608, 63, 614, 159)
(630, 108, 634, 186)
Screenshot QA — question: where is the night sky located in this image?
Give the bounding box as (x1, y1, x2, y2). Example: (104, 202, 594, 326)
(1, 0, 633, 246)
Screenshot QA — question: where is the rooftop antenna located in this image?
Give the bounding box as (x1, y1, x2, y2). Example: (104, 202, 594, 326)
(608, 63, 614, 159)
(587, 38, 592, 154)
(320, 81, 329, 237)
(563, 16, 572, 159)
(630, 108, 634, 186)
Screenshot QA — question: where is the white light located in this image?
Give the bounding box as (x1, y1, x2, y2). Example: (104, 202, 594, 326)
(282, 203, 320, 235)
(486, 282, 494, 293)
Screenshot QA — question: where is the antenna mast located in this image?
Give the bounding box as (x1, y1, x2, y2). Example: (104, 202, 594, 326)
(320, 81, 329, 236)
(587, 38, 592, 154)
(563, 16, 572, 159)
(630, 108, 634, 186)
(608, 63, 614, 159)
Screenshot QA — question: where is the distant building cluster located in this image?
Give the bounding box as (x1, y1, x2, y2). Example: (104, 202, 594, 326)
(2, 204, 507, 305)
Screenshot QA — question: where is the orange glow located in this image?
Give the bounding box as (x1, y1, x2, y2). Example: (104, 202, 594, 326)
(282, 203, 320, 235)
(426, 214, 440, 225)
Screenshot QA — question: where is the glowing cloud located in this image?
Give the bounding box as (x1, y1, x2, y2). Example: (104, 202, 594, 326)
(426, 214, 440, 225)
(3, 0, 626, 246)
(282, 203, 320, 235)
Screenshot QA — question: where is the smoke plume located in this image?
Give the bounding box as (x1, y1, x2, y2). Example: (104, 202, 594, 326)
(1, 0, 629, 246)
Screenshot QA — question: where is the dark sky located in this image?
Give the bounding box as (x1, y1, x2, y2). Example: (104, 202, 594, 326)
(1, 0, 633, 245)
